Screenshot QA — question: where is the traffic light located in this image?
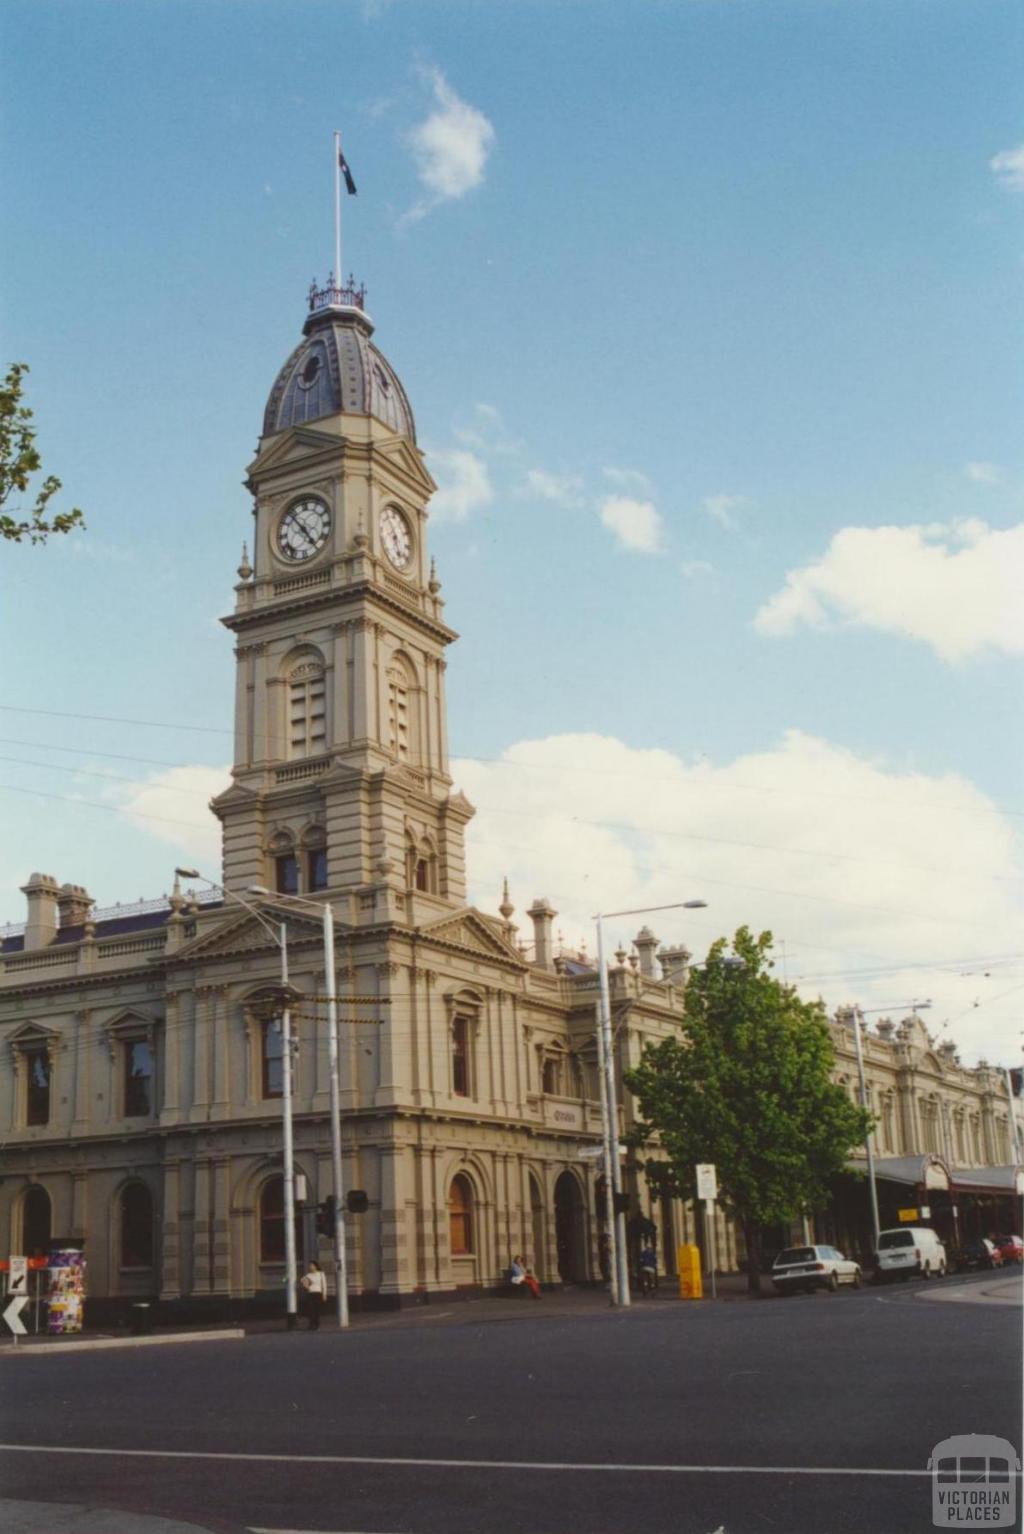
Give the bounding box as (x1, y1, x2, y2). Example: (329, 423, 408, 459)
(346, 1189, 369, 1215)
(316, 1194, 337, 1237)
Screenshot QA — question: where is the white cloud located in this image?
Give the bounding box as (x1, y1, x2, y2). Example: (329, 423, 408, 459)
(602, 466, 652, 494)
(428, 449, 494, 523)
(964, 461, 1001, 486)
(522, 468, 585, 506)
(452, 402, 520, 456)
(120, 765, 230, 867)
(599, 495, 664, 554)
(755, 519, 1024, 663)
(703, 492, 748, 530)
(406, 68, 495, 219)
(681, 559, 715, 579)
(990, 144, 1024, 192)
(454, 730, 1023, 1064)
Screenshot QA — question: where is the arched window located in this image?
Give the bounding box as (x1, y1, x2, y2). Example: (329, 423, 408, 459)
(120, 1182, 154, 1269)
(448, 1174, 474, 1256)
(270, 832, 299, 895)
(22, 1185, 51, 1259)
(303, 825, 328, 892)
(386, 654, 419, 764)
(259, 1175, 304, 1266)
(288, 658, 326, 760)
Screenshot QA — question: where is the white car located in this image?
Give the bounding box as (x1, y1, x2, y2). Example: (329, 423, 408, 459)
(771, 1244, 862, 1295)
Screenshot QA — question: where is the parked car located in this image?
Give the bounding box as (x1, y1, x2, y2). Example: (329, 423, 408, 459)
(771, 1244, 862, 1295)
(993, 1235, 1024, 1265)
(874, 1226, 947, 1281)
(959, 1238, 1002, 1271)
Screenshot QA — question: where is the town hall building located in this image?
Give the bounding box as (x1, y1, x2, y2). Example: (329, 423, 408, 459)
(1, 280, 1018, 1315)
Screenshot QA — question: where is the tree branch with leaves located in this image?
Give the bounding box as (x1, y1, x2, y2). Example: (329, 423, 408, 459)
(625, 926, 872, 1293)
(1, 363, 85, 544)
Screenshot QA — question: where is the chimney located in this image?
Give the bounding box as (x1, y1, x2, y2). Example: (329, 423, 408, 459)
(21, 872, 60, 950)
(57, 883, 93, 929)
(659, 944, 691, 985)
(527, 898, 557, 969)
(634, 926, 659, 978)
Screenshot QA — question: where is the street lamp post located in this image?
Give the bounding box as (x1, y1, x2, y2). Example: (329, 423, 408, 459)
(852, 1000, 931, 1256)
(593, 900, 707, 1308)
(175, 869, 300, 1329)
(249, 885, 348, 1329)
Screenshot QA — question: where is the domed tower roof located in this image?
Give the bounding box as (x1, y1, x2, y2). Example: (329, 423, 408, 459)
(262, 279, 416, 442)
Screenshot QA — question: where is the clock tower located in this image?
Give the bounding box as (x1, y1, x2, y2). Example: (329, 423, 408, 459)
(213, 279, 474, 910)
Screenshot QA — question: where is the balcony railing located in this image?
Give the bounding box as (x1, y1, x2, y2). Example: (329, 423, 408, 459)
(308, 275, 366, 314)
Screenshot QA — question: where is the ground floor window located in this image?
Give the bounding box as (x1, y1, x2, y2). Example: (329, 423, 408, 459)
(448, 1174, 474, 1256)
(259, 1175, 304, 1266)
(120, 1182, 154, 1269)
(22, 1184, 51, 1259)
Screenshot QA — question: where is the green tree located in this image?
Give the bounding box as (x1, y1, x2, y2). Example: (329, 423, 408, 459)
(624, 926, 872, 1294)
(1, 363, 85, 544)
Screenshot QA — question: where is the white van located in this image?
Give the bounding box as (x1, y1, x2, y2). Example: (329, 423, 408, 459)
(875, 1226, 947, 1281)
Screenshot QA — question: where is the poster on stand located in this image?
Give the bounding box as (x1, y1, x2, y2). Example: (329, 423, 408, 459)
(47, 1246, 86, 1334)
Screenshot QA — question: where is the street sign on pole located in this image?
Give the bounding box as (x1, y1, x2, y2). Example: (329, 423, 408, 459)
(3, 1296, 27, 1337)
(696, 1163, 717, 1202)
(8, 1256, 28, 1296)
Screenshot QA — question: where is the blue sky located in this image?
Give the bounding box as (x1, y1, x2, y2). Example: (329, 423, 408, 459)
(1, 0, 1021, 1064)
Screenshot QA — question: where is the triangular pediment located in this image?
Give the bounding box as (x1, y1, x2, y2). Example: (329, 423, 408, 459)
(248, 426, 341, 480)
(374, 436, 436, 495)
(171, 905, 325, 963)
(418, 907, 527, 966)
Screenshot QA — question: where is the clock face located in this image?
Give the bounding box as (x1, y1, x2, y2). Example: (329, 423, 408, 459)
(379, 505, 413, 571)
(277, 498, 331, 563)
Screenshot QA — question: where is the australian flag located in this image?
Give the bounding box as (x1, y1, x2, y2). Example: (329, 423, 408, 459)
(338, 148, 357, 196)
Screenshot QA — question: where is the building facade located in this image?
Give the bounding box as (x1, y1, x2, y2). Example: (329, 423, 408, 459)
(1, 283, 1017, 1312)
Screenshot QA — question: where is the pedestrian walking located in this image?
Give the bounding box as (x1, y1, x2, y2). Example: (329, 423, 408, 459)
(639, 1243, 657, 1296)
(300, 1260, 327, 1329)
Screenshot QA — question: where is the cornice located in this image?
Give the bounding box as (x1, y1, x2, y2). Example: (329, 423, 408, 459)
(222, 578, 458, 646)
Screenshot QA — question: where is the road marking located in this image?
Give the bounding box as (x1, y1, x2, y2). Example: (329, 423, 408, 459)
(0, 1443, 961, 1477)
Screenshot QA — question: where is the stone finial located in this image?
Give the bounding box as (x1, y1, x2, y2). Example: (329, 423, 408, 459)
(169, 874, 185, 917)
(237, 542, 253, 582)
(875, 1019, 895, 1040)
(633, 925, 659, 978)
(20, 872, 59, 951)
(428, 557, 441, 595)
(614, 944, 628, 968)
(499, 877, 514, 921)
(353, 510, 368, 550)
(527, 897, 557, 969)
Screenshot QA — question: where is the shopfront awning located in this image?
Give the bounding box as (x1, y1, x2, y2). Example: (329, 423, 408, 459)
(846, 1153, 951, 1191)
(951, 1165, 1024, 1197)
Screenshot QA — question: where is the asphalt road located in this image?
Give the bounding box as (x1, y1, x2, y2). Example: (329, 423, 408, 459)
(1, 1273, 1020, 1534)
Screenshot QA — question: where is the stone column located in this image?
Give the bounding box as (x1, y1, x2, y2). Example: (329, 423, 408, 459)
(211, 988, 231, 1120)
(378, 1143, 410, 1295)
(160, 1160, 182, 1299)
(211, 1157, 232, 1294)
(190, 990, 211, 1123)
(192, 1157, 212, 1293)
(161, 993, 181, 1123)
(72, 1010, 91, 1131)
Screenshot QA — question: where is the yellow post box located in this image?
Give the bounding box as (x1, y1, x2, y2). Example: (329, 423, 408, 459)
(677, 1243, 703, 1299)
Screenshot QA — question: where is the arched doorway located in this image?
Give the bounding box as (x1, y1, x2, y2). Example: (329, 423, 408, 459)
(554, 1171, 586, 1282)
(22, 1185, 51, 1258)
(529, 1174, 546, 1281)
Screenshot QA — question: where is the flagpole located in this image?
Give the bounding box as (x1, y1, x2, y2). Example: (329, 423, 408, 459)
(333, 131, 342, 294)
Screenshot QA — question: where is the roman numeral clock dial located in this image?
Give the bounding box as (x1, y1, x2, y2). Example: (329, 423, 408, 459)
(379, 505, 413, 571)
(276, 497, 331, 562)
